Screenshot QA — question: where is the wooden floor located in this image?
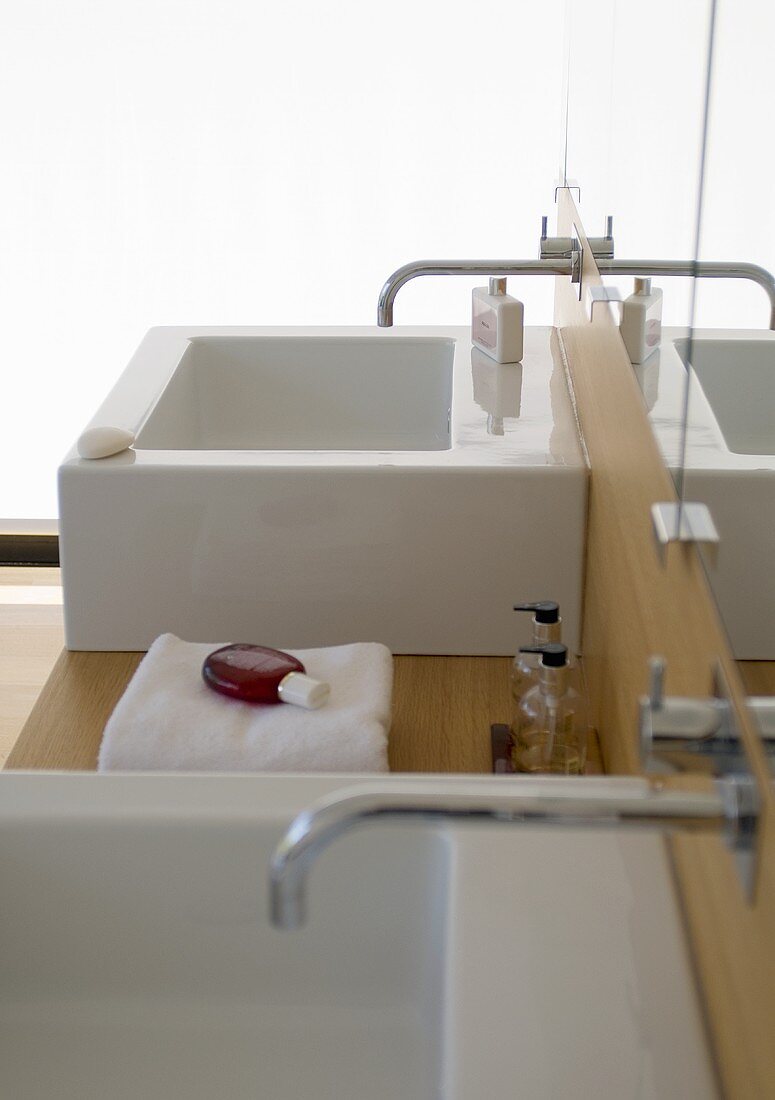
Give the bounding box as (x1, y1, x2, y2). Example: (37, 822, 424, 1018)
(0, 567, 64, 766)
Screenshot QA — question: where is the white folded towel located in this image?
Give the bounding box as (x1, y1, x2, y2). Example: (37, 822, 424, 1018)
(98, 634, 393, 773)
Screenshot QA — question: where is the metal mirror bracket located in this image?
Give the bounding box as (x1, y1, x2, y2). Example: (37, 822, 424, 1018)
(588, 284, 623, 322)
(651, 502, 720, 566)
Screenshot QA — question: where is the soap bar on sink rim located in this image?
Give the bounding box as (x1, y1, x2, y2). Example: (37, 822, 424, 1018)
(202, 644, 330, 710)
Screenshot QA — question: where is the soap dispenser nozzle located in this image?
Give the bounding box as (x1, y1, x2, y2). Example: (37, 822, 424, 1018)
(518, 643, 568, 665)
(519, 643, 569, 693)
(513, 601, 560, 623)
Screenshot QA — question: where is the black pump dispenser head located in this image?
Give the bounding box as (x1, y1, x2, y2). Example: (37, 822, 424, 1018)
(519, 643, 568, 667)
(513, 601, 560, 624)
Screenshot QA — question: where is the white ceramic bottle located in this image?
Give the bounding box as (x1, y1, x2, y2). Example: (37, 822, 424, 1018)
(619, 277, 663, 364)
(472, 277, 524, 363)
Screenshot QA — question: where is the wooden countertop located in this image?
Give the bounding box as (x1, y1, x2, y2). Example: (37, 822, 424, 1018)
(0, 565, 763, 775)
(5, 650, 518, 773)
(0, 567, 600, 775)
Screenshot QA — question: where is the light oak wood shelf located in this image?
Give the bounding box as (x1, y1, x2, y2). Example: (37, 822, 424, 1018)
(5, 647, 603, 775)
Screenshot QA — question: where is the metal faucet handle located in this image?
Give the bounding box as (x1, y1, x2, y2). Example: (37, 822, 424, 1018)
(539, 214, 577, 260)
(648, 655, 666, 708)
(639, 656, 734, 766)
(587, 215, 615, 260)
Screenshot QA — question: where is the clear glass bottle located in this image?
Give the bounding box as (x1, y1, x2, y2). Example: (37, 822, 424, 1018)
(510, 601, 562, 729)
(511, 644, 587, 775)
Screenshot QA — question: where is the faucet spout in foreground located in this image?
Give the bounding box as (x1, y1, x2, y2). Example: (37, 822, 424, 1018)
(269, 775, 754, 930)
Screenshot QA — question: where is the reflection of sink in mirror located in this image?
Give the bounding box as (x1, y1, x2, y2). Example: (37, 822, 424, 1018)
(646, 330, 775, 658)
(59, 327, 587, 653)
(0, 773, 717, 1099)
(674, 337, 775, 456)
(136, 337, 454, 453)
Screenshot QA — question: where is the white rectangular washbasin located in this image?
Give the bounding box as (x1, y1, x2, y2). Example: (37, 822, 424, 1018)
(59, 326, 587, 653)
(135, 336, 454, 452)
(675, 336, 775, 455)
(645, 329, 775, 658)
(0, 773, 717, 1099)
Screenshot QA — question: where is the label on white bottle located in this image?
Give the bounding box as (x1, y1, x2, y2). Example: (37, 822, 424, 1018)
(472, 299, 497, 350)
(645, 306, 661, 351)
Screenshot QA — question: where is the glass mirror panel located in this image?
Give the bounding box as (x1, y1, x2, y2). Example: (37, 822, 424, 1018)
(678, 0, 775, 769)
(560, 0, 713, 484)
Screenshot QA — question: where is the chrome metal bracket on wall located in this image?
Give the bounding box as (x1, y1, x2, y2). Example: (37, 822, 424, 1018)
(651, 502, 720, 566)
(539, 216, 583, 299)
(586, 216, 615, 261)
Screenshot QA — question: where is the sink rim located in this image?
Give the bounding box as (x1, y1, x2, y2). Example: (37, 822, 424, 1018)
(134, 333, 456, 454)
(61, 325, 586, 471)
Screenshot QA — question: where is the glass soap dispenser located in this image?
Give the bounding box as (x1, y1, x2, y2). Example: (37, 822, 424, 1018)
(511, 643, 587, 775)
(510, 601, 562, 725)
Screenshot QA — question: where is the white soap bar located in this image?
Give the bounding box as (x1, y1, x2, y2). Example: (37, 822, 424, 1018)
(77, 426, 135, 460)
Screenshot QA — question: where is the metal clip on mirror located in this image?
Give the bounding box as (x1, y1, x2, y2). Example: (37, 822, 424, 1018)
(651, 502, 720, 566)
(588, 285, 623, 322)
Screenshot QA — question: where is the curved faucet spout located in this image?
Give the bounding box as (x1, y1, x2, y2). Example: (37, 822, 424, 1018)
(377, 258, 574, 327)
(269, 775, 746, 930)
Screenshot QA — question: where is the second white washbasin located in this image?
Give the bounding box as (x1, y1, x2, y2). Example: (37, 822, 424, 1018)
(646, 329, 775, 657)
(675, 336, 775, 455)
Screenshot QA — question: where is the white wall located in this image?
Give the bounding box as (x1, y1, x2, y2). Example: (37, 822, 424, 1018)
(563, 0, 775, 331)
(694, 0, 775, 328)
(1, 0, 565, 519)
(5, 0, 768, 521)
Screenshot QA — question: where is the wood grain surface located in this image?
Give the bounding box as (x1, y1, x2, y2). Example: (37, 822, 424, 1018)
(6, 649, 516, 773)
(556, 189, 775, 1099)
(5, 640, 603, 775)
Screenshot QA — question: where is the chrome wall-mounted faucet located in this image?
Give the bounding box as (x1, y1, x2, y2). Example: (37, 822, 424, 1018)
(639, 655, 775, 770)
(269, 774, 757, 929)
(377, 257, 575, 328)
(376, 211, 775, 329)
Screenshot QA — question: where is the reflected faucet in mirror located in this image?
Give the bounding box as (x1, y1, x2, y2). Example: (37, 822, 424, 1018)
(598, 259, 775, 331)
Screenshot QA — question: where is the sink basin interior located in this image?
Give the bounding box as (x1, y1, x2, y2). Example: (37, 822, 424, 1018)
(675, 336, 775, 455)
(0, 773, 717, 1099)
(135, 336, 454, 452)
(0, 809, 449, 1100)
